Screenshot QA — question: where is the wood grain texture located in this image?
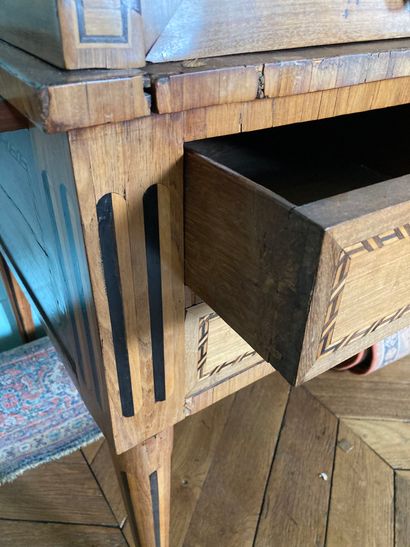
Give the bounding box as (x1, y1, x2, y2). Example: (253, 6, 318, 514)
(184, 148, 323, 384)
(184, 302, 269, 397)
(0, 521, 128, 547)
(307, 359, 410, 420)
(183, 374, 290, 547)
(119, 428, 174, 547)
(81, 437, 104, 465)
(147, 0, 410, 63)
(0, 127, 108, 431)
(171, 393, 234, 547)
(0, 452, 116, 525)
(326, 421, 394, 546)
(141, 0, 182, 52)
(149, 39, 410, 114)
(68, 114, 185, 453)
(185, 107, 410, 384)
(0, 0, 146, 69)
(0, 41, 149, 133)
(3, 361, 410, 546)
(89, 441, 128, 527)
(182, 76, 410, 141)
(0, 98, 29, 132)
(255, 387, 338, 547)
(395, 471, 410, 546)
(344, 419, 410, 469)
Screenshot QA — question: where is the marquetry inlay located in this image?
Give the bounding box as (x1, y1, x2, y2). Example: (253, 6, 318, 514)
(76, 0, 134, 44)
(197, 312, 264, 380)
(318, 224, 410, 357)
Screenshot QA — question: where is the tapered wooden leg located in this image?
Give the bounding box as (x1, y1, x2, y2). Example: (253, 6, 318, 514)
(116, 427, 174, 547)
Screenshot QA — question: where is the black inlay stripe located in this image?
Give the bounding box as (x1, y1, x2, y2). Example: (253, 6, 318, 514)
(149, 471, 161, 547)
(143, 185, 166, 402)
(42, 172, 81, 381)
(60, 184, 102, 406)
(97, 194, 134, 417)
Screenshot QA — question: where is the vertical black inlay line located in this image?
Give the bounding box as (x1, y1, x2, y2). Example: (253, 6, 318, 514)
(149, 471, 161, 547)
(143, 185, 166, 402)
(97, 194, 134, 417)
(42, 171, 81, 381)
(60, 184, 102, 406)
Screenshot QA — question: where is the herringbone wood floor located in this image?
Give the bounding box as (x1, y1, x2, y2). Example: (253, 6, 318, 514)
(1, 357, 410, 546)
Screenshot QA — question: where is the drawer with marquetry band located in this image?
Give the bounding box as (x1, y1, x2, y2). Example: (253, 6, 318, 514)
(184, 302, 273, 399)
(184, 105, 410, 385)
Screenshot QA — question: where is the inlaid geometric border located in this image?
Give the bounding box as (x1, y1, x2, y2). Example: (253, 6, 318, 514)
(318, 224, 410, 357)
(197, 313, 264, 380)
(76, 0, 136, 44)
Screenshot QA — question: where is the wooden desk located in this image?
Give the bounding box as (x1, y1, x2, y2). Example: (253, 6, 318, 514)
(1, 34, 410, 547)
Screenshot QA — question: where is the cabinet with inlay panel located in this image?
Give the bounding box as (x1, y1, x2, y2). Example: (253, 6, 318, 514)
(0, 8, 410, 545)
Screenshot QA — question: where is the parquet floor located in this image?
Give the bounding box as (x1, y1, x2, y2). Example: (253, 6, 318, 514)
(2, 356, 410, 546)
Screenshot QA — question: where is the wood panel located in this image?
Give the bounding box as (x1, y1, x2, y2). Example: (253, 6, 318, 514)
(183, 374, 289, 547)
(0, 452, 116, 525)
(182, 77, 410, 142)
(184, 302, 269, 397)
(342, 419, 410, 469)
(171, 394, 234, 547)
(0, 127, 108, 432)
(81, 438, 104, 465)
(0, 41, 149, 133)
(0, 0, 145, 69)
(307, 360, 410, 420)
(149, 39, 410, 114)
(68, 114, 186, 453)
(254, 387, 338, 547)
(326, 421, 394, 546)
(147, 0, 410, 63)
(0, 98, 29, 133)
(141, 0, 182, 52)
(395, 471, 410, 546)
(184, 147, 324, 384)
(0, 522, 128, 547)
(119, 427, 174, 547)
(88, 441, 128, 526)
(3, 361, 410, 546)
(185, 107, 410, 384)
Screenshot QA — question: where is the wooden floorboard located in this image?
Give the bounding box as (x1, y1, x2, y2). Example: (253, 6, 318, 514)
(81, 437, 104, 465)
(87, 441, 127, 527)
(395, 470, 410, 546)
(0, 520, 128, 546)
(326, 421, 394, 547)
(2, 358, 410, 545)
(254, 387, 338, 547)
(0, 451, 117, 526)
(179, 374, 289, 547)
(171, 392, 235, 547)
(307, 359, 410, 420)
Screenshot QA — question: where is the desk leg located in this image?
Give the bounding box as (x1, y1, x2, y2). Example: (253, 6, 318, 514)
(116, 427, 174, 547)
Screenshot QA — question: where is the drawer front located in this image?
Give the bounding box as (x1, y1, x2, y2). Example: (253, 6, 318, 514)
(185, 303, 270, 397)
(184, 108, 410, 385)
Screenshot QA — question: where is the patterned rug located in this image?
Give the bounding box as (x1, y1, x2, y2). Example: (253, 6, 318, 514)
(0, 337, 102, 484)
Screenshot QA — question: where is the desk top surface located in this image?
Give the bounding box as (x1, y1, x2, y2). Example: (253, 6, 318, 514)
(0, 38, 410, 134)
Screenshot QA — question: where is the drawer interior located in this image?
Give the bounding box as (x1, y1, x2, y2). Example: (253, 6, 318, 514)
(186, 105, 409, 206)
(184, 104, 410, 385)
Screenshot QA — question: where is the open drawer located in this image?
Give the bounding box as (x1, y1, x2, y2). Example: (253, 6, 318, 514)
(184, 105, 410, 385)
